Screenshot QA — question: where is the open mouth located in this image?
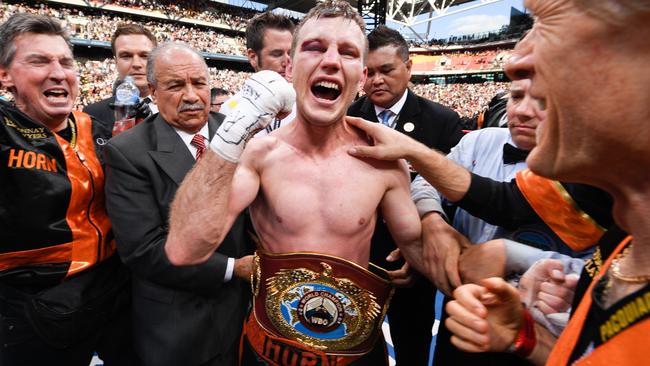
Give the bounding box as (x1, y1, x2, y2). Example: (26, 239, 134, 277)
(311, 80, 341, 101)
(43, 89, 69, 100)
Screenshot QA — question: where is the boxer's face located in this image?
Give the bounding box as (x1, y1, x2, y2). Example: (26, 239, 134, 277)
(290, 17, 367, 127)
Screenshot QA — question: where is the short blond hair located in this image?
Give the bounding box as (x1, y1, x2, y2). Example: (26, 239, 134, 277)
(290, 0, 367, 58)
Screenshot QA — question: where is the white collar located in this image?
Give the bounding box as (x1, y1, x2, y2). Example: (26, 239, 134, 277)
(173, 123, 210, 155)
(373, 89, 409, 118)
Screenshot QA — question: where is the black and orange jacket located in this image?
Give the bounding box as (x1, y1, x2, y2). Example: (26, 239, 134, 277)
(0, 101, 115, 283)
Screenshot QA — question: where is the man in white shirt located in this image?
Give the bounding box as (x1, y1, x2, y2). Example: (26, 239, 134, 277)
(103, 43, 253, 366)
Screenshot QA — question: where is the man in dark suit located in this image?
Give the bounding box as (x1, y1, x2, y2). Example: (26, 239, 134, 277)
(84, 23, 157, 130)
(348, 25, 464, 366)
(104, 43, 253, 366)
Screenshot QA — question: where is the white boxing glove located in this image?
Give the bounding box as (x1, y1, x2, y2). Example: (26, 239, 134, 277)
(210, 70, 295, 162)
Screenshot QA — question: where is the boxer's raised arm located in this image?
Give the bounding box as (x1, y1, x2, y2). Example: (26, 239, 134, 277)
(165, 71, 294, 265)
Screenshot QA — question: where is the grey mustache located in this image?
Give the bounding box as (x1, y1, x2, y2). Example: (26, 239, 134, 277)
(178, 103, 205, 112)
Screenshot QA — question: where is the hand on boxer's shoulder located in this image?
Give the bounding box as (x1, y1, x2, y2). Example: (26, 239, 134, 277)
(210, 70, 295, 162)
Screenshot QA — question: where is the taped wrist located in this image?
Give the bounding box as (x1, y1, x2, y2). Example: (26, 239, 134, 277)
(209, 70, 295, 162)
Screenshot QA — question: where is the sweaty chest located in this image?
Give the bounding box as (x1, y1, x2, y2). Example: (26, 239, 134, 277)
(259, 157, 384, 234)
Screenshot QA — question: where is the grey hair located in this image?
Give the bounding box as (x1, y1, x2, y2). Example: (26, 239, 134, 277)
(573, 0, 650, 25)
(146, 42, 208, 87)
(0, 13, 72, 67)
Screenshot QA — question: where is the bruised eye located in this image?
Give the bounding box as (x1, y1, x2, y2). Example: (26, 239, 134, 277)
(302, 41, 325, 53)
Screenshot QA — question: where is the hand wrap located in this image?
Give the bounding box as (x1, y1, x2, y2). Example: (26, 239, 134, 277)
(210, 70, 295, 162)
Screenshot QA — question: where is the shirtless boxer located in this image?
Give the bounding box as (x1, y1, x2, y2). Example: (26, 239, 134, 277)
(165, 2, 425, 365)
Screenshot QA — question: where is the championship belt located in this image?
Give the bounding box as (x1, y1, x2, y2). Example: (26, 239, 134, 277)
(250, 251, 394, 357)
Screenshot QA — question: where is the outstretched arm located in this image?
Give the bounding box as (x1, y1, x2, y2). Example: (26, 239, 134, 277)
(165, 146, 261, 265)
(347, 116, 471, 202)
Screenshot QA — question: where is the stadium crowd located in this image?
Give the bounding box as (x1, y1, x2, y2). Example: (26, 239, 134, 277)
(0, 2, 247, 55)
(95, 0, 257, 29)
(0, 2, 508, 118)
(412, 81, 508, 118)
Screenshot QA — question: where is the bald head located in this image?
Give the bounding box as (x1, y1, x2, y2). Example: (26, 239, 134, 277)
(147, 43, 211, 134)
(146, 42, 208, 87)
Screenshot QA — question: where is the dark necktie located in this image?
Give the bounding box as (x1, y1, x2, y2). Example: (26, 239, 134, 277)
(191, 134, 206, 161)
(503, 143, 530, 164)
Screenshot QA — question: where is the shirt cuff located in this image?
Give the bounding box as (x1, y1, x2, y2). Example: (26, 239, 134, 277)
(416, 198, 445, 218)
(504, 239, 546, 275)
(224, 257, 235, 282)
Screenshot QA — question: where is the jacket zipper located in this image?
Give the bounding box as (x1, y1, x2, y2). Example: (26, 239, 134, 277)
(74, 146, 104, 262)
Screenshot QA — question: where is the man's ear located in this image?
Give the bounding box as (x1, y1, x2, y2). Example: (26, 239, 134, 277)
(148, 84, 157, 104)
(0, 66, 15, 91)
(406, 58, 413, 77)
(358, 66, 368, 90)
(247, 49, 259, 71)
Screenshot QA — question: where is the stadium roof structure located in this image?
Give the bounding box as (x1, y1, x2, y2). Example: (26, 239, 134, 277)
(257, 0, 477, 15)
(254, 0, 505, 41)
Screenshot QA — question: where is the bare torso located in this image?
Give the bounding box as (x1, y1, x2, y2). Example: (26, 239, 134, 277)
(244, 121, 397, 268)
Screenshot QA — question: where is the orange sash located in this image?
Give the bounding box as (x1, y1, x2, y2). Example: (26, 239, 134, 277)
(516, 169, 605, 252)
(545, 236, 650, 365)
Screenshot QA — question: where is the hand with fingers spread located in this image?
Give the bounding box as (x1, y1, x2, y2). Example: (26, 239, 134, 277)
(420, 212, 467, 296)
(346, 116, 428, 161)
(445, 277, 523, 353)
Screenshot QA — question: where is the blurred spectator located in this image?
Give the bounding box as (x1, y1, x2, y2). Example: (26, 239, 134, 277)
(210, 87, 231, 113)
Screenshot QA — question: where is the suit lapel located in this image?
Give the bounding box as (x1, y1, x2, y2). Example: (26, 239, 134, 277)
(148, 115, 195, 186)
(393, 90, 421, 138)
(207, 113, 221, 140)
(360, 97, 379, 122)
